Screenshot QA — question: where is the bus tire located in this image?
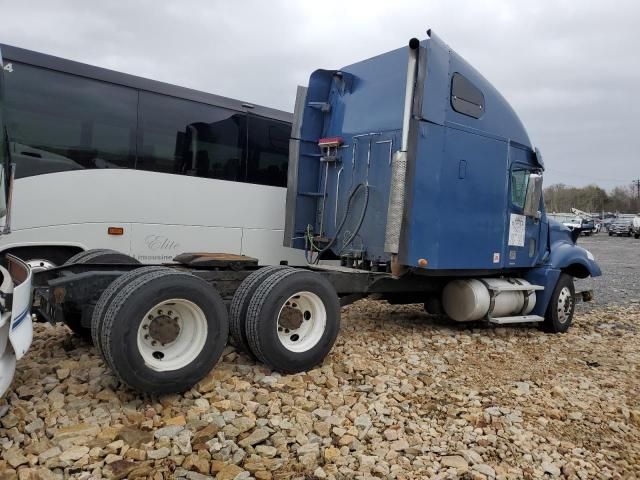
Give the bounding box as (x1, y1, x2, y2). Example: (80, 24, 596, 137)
(99, 269, 228, 393)
(245, 269, 340, 373)
(543, 273, 575, 333)
(229, 265, 292, 357)
(62, 249, 141, 341)
(91, 266, 188, 357)
(65, 248, 140, 265)
(6, 246, 81, 272)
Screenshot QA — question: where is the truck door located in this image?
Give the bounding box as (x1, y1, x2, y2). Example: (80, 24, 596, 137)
(506, 162, 542, 268)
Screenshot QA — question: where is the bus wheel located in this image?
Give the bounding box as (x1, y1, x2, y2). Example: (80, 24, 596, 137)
(62, 249, 141, 341)
(245, 269, 340, 373)
(99, 269, 228, 393)
(229, 265, 292, 357)
(64, 248, 140, 265)
(543, 273, 575, 333)
(91, 266, 188, 358)
(25, 258, 58, 273)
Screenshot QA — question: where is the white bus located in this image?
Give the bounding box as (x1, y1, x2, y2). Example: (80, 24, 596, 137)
(0, 44, 306, 270)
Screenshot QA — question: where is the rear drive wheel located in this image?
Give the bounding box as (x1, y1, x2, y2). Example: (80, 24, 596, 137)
(63, 249, 140, 341)
(245, 269, 340, 373)
(100, 269, 228, 393)
(229, 265, 292, 357)
(91, 266, 187, 357)
(543, 273, 575, 333)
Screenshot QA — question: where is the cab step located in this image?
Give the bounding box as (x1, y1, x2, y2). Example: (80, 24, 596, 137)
(488, 315, 544, 325)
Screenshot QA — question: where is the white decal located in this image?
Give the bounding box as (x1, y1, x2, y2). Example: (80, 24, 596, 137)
(493, 252, 500, 263)
(3, 63, 13, 73)
(508, 213, 526, 247)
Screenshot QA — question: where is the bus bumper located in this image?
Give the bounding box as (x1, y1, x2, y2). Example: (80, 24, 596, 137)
(0, 256, 33, 398)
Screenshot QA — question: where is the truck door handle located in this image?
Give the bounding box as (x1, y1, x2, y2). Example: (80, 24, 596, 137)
(458, 159, 467, 179)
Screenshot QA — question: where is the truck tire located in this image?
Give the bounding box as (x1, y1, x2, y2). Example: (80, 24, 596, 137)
(229, 265, 292, 357)
(62, 249, 141, 341)
(245, 269, 340, 373)
(543, 273, 575, 333)
(99, 269, 228, 393)
(91, 266, 188, 357)
(635, 234, 639, 239)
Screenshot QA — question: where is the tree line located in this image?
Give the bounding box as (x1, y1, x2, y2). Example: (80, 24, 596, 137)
(544, 183, 640, 214)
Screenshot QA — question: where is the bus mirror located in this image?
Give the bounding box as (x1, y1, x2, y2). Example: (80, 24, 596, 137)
(523, 173, 543, 218)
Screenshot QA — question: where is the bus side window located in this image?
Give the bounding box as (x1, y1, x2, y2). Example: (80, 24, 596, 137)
(246, 115, 289, 187)
(4, 61, 137, 178)
(138, 92, 246, 181)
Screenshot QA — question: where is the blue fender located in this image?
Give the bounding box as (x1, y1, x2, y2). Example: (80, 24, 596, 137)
(524, 219, 601, 316)
(547, 219, 602, 278)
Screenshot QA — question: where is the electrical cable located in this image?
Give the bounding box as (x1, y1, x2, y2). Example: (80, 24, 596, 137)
(313, 182, 369, 263)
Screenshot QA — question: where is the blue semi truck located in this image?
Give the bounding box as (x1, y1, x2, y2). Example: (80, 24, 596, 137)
(26, 30, 601, 395)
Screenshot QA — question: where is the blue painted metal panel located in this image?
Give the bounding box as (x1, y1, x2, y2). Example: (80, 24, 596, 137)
(404, 124, 510, 269)
(422, 32, 532, 148)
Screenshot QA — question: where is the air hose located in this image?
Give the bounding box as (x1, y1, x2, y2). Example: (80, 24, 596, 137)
(314, 183, 370, 263)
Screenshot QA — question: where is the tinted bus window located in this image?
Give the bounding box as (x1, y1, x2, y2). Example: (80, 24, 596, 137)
(246, 115, 289, 187)
(138, 92, 246, 181)
(4, 62, 137, 178)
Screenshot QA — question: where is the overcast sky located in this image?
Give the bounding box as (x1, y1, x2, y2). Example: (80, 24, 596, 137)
(2, 1, 638, 189)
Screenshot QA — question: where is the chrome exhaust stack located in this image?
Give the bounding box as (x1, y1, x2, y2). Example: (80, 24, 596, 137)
(384, 38, 419, 274)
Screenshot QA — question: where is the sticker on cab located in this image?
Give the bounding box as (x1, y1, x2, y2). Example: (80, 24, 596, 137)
(508, 213, 526, 247)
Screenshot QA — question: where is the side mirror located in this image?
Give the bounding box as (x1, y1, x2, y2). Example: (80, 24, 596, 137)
(523, 173, 543, 218)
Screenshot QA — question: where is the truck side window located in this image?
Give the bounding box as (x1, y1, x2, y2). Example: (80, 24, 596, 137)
(451, 73, 485, 119)
(511, 170, 529, 209)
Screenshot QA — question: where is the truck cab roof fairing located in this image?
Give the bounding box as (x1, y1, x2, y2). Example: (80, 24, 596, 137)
(422, 30, 532, 148)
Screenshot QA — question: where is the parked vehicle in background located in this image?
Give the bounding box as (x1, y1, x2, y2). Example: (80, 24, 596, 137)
(0, 44, 306, 271)
(608, 218, 634, 237)
(565, 208, 596, 236)
(633, 216, 640, 239)
(563, 216, 595, 236)
(593, 221, 602, 234)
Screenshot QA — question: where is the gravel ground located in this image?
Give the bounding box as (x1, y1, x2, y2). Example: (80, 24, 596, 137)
(1, 240, 639, 480)
(575, 234, 640, 307)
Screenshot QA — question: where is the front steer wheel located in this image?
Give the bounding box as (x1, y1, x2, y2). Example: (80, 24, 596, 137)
(543, 273, 575, 333)
(98, 268, 229, 394)
(245, 269, 340, 373)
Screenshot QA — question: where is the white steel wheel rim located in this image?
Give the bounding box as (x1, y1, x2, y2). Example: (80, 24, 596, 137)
(557, 286, 573, 324)
(276, 291, 326, 353)
(26, 258, 57, 273)
(137, 298, 208, 372)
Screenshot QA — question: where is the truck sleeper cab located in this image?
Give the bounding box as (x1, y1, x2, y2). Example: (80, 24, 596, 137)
(285, 30, 601, 326)
(29, 31, 600, 396)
